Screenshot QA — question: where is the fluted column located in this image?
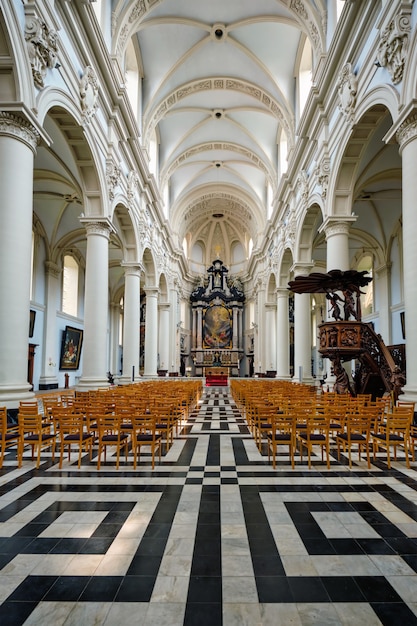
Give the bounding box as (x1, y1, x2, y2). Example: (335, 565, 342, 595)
(292, 264, 314, 384)
(143, 287, 159, 376)
(276, 288, 291, 380)
(39, 262, 61, 390)
(77, 219, 113, 389)
(0, 113, 39, 407)
(158, 303, 170, 373)
(120, 264, 141, 384)
(396, 114, 417, 402)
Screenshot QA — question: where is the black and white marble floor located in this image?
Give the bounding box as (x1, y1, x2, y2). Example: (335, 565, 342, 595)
(1, 386, 417, 625)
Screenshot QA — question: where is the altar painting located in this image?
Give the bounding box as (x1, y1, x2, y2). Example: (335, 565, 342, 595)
(203, 304, 232, 349)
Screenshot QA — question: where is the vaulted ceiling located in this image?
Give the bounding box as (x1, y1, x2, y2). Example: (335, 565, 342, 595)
(113, 0, 327, 271)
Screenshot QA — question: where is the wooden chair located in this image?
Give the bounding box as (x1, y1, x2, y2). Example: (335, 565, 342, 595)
(297, 412, 331, 469)
(371, 412, 411, 469)
(336, 411, 371, 469)
(131, 412, 162, 470)
(96, 413, 129, 470)
(0, 407, 20, 468)
(266, 411, 296, 469)
(57, 412, 94, 468)
(18, 411, 56, 469)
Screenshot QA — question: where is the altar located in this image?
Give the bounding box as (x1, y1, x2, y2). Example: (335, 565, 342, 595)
(205, 367, 229, 387)
(189, 259, 245, 380)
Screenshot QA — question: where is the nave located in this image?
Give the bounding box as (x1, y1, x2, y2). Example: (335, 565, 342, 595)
(1, 386, 417, 625)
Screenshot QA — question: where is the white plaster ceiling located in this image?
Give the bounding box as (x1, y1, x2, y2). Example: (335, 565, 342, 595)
(114, 0, 327, 268)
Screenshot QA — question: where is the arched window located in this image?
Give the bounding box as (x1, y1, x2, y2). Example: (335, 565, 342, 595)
(62, 255, 79, 317)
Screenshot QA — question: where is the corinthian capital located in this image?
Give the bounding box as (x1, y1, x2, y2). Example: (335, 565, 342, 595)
(0, 112, 40, 152)
(396, 112, 417, 151)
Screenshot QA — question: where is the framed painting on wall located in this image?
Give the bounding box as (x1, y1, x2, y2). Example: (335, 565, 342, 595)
(59, 326, 83, 370)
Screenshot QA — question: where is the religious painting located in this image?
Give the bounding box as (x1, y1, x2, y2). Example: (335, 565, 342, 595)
(203, 304, 232, 349)
(59, 326, 83, 370)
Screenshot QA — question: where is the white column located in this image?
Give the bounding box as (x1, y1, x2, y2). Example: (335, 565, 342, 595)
(320, 218, 355, 273)
(169, 286, 179, 374)
(276, 288, 291, 380)
(256, 286, 266, 374)
(39, 262, 60, 390)
(0, 113, 39, 407)
(197, 307, 203, 349)
(109, 301, 121, 379)
(77, 219, 113, 389)
(120, 264, 141, 384)
(397, 115, 417, 402)
(143, 287, 159, 376)
(292, 264, 314, 384)
(233, 307, 239, 349)
(158, 303, 170, 373)
(375, 263, 391, 341)
(265, 305, 276, 372)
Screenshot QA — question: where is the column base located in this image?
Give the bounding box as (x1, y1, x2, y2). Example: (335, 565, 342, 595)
(0, 382, 35, 409)
(39, 376, 59, 390)
(76, 376, 110, 391)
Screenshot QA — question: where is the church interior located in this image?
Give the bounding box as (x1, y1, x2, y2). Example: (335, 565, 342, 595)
(2, 1, 417, 624)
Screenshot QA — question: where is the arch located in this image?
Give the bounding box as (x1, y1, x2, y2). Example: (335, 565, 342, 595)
(142, 247, 157, 287)
(328, 102, 395, 220)
(294, 204, 323, 265)
(36, 97, 107, 218)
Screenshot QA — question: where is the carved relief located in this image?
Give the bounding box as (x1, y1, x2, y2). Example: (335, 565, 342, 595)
(25, 16, 58, 89)
(127, 171, 140, 206)
(317, 156, 330, 200)
(106, 159, 122, 201)
(298, 170, 309, 207)
(377, 13, 411, 85)
(338, 63, 357, 123)
(80, 66, 99, 123)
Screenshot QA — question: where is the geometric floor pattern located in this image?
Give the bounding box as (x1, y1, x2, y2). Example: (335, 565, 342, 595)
(1, 386, 417, 625)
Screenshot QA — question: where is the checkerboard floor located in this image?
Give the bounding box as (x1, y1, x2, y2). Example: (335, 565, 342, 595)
(1, 386, 417, 625)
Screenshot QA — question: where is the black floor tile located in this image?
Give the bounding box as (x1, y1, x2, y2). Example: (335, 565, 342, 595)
(187, 576, 222, 603)
(115, 576, 156, 602)
(184, 602, 222, 626)
(255, 576, 292, 603)
(321, 576, 366, 602)
(0, 601, 39, 626)
(353, 576, 404, 602)
(79, 575, 122, 602)
(8, 575, 57, 601)
(371, 602, 417, 625)
(44, 575, 90, 601)
(288, 576, 330, 602)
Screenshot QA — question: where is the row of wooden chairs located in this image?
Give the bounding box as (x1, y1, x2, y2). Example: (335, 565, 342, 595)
(230, 379, 415, 470)
(0, 380, 202, 469)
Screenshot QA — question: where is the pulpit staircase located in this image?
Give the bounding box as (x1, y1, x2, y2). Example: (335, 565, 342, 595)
(318, 321, 405, 399)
